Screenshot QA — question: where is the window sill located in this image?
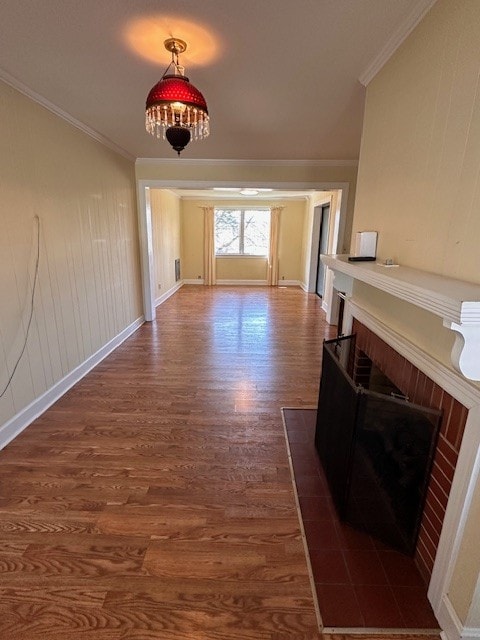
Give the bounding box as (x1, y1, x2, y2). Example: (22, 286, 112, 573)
(215, 255, 268, 259)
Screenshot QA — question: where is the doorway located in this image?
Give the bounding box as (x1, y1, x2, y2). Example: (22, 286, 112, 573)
(137, 179, 349, 321)
(315, 203, 330, 297)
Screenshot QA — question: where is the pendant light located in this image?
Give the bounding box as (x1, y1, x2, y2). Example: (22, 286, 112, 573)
(145, 38, 209, 155)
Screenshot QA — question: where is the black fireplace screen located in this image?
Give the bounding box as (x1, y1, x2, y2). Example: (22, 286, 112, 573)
(315, 335, 441, 555)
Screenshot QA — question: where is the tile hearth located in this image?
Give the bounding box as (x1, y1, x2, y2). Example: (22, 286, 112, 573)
(284, 408, 440, 631)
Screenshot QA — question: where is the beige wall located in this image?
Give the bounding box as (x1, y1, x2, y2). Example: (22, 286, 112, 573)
(278, 200, 306, 282)
(352, 0, 480, 373)
(181, 200, 205, 281)
(150, 189, 181, 299)
(353, 0, 480, 282)
(349, 0, 480, 626)
(216, 257, 267, 281)
(180, 199, 307, 283)
(0, 81, 142, 431)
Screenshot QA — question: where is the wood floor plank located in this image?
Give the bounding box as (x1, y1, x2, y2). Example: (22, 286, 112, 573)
(0, 286, 348, 639)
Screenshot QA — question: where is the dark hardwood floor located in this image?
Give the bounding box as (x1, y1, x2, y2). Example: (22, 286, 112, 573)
(0, 286, 441, 640)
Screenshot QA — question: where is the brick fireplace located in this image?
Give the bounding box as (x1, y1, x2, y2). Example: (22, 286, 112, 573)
(351, 319, 468, 582)
(321, 254, 480, 637)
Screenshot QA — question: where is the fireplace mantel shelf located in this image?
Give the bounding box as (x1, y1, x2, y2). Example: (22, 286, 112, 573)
(321, 254, 480, 381)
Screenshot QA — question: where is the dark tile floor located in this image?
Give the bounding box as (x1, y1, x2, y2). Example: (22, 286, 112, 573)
(283, 408, 440, 630)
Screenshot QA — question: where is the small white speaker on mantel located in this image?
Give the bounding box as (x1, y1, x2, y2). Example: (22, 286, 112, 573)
(353, 231, 377, 259)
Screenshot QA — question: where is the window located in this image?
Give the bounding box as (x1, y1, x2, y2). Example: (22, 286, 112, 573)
(214, 208, 270, 256)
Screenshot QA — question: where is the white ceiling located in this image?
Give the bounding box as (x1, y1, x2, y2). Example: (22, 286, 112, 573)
(0, 0, 434, 161)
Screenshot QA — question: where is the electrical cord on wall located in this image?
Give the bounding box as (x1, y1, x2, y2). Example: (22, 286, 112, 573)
(0, 215, 41, 399)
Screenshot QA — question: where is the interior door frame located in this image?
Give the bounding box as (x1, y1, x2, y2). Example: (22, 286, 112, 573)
(137, 179, 350, 321)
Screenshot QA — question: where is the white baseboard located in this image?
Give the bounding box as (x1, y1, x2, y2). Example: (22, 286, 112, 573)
(0, 316, 144, 451)
(299, 281, 309, 292)
(155, 281, 183, 307)
(182, 279, 303, 287)
(216, 279, 267, 285)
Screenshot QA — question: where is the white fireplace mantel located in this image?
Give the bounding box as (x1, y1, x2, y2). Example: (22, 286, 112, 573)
(321, 254, 480, 381)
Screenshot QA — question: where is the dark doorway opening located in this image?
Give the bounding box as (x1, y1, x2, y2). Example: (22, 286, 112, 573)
(315, 203, 330, 297)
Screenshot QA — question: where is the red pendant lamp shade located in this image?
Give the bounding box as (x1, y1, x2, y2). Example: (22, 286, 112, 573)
(146, 75, 208, 113)
(145, 39, 209, 155)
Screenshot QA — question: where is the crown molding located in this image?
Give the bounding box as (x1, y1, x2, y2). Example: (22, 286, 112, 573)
(359, 0, 437, 86)
(0, 68, 135, 162)
(136, 158, 358, 167)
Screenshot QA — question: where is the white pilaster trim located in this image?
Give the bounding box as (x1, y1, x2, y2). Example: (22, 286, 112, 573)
(137, 184, 155, 321)
(429, 404, 480, 615)
(437, 594, 463, 640)
(0, 316, 144, 451)
(438, 591, 480, 640)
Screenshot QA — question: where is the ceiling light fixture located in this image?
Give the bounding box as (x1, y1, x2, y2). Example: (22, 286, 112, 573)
(240, 189, 259, 196)
(145, 38, 209, 156)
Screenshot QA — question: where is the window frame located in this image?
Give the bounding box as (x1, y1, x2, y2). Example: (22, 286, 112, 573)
(214, 207, 271, 258)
